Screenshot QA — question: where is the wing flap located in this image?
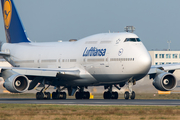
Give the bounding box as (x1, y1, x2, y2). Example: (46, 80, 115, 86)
(13, 69, 57, 77)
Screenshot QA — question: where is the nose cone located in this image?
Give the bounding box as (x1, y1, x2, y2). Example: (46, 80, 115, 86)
(131, 43, 152, 79)
(132, 49, 151, 81)
(137, 51, 152, 74)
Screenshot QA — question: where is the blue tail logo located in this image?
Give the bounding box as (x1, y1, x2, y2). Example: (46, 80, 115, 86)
(1, 0, 30, 43)
(3, 0, 12, 29)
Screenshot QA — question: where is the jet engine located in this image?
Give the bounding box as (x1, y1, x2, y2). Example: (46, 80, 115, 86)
(2, 70, 29, 93)
(153, 72, 177, 91)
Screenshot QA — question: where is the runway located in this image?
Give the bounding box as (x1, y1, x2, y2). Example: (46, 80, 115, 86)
(0, 98, 180, 106)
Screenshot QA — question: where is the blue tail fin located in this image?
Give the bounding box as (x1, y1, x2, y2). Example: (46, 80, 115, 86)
(1, 0, 30, 43)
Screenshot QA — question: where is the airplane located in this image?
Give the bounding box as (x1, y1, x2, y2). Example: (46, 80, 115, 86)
(0, 0, 179, 100)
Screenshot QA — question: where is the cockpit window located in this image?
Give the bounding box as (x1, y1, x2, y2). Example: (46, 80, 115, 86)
(124, 38, 141, 42)
(136, 38, 141, 42)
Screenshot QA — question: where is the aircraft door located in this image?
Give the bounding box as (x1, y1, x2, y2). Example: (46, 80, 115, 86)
(105, 53, 109, 67)
(37, 54, 41, 68)
(58, 54, 62, 68)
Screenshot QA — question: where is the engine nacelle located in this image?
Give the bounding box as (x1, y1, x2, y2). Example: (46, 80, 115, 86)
(153, 72, 177, 91)
(2, 70, 29, 93)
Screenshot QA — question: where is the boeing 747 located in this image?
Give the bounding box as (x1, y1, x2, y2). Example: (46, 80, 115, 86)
(0, 0, 179, 100)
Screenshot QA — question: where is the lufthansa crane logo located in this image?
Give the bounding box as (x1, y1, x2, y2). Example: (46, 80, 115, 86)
(118, 48, 123, 56)
(3, 0, 12, 29)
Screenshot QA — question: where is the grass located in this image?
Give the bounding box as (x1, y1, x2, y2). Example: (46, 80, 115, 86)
(0, 93, 180, 119)
(0, 104, 180, 120)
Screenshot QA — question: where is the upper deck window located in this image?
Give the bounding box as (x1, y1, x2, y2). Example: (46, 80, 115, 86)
(124, 38, 141, 42)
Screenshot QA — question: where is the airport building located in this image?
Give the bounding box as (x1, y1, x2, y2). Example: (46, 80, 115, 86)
(149, 50, 180, 65)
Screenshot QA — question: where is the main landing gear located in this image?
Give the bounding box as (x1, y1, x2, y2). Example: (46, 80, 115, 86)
(52, 86, 67, 99)
(36, 85, 67, 100)
(103, 85, 118, 99)
(124, 80, 136, 100)
(75, 87, 90, 99)
(36, 85, 51, 100)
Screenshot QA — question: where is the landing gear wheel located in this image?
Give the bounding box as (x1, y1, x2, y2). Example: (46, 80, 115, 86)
(75, 92, 79, 99)
(112, 92, 118, 99)
(52, 92, 67, 99)
(36, 92, 40, 100)
(75, 92, 83, 99)
(130, 91, 135, 100)
(61, 92, 67, 99)
(103, 91, 112, 99)
(83, 92, 90, 99)
(52, 92, 57, 99)
(75, 92, 90, 99)
(36, 92, 44, 100)
(45, 92, 51, 100)
(124, 91, 129, 100)
(103, 91, 107, 99)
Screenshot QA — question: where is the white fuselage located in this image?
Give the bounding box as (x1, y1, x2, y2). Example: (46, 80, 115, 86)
(1, 33, 152, 86)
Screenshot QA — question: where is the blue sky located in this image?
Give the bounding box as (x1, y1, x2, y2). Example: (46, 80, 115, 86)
(0, 0, 180, 50)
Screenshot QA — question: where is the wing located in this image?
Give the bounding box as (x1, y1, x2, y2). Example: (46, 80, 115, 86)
(148, 63, 180, 75)
(0, 67, 81, 78)
(0, 66, 93, 93)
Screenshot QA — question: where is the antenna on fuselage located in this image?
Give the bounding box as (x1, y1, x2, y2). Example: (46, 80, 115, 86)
(124, 26, 135, 33)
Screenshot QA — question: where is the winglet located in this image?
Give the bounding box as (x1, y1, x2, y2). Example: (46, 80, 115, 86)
(1, 0, 30, 43)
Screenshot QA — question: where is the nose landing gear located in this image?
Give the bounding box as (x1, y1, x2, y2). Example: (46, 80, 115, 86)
(124, 80, 136, 100)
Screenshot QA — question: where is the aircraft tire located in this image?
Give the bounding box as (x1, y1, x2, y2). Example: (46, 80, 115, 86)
(112, 92, 118, 99)
(83, 92, 90, 99)
(36, 92, 44, 100)
(75, 92, 83, 99)
(124, 91, 129, 100)
(52, 92, 57, 99)
(36, 92, 40, 100)
(130, 91, 135, 100)
(103, 91, 107, 99)
(56, 92, 61, 99)
(107, 91, 112, 99)
(37, 92, 44, 100)
(62, 92, 66, 99)
(75, 92, 79, 99)
(103, 91, 112, 99)
(45, 92, 51, 100)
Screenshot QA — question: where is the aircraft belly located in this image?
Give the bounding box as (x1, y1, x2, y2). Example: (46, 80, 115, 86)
(93, 74, 131, 82)
(51, 73, 146, 87)
(52, 78, 97, 87)
(92, 73, 147, 84)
